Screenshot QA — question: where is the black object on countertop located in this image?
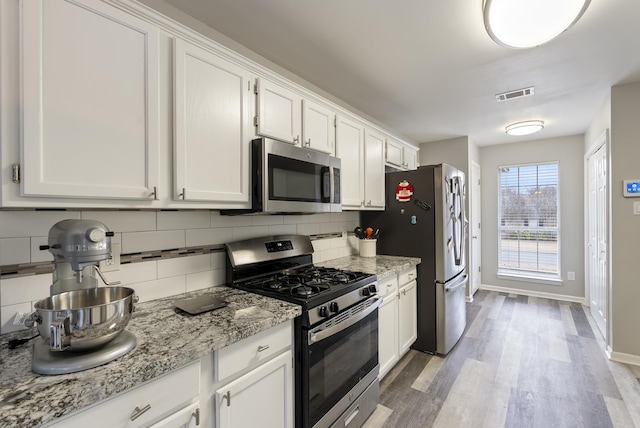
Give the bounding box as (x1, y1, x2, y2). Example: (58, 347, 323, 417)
(174, 295, 228, 315)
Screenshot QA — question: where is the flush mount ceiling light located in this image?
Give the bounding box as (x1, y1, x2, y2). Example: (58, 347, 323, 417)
(483, 0, 591, 48)
(505, 120, 544, 136)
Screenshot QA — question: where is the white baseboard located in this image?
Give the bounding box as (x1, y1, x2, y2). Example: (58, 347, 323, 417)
(479, 283, 586, 304)
(609, 350, 640, 366)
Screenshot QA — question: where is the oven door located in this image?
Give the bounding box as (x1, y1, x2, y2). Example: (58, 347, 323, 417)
(305, 295, 381, 428)
(260, 137, 341, 213)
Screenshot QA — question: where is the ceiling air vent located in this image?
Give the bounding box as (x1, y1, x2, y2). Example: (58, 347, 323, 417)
(495, 87, 535, 102)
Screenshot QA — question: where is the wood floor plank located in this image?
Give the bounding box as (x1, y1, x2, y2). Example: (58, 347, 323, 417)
(603, 396, 637, 428)
(494, 326, 524, 388)
(411, 355, 445, 392)
(362, 404, 393, 428)
(570, 302, 596, 339)
(487, 294, 506, 320)
(559, 302, 579, 336)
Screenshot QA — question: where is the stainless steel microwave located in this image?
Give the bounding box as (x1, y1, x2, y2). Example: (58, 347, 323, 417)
(222, 137, 341, 214)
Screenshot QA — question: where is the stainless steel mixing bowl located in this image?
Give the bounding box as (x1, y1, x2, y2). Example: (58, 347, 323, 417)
(27, 286, 138, 352)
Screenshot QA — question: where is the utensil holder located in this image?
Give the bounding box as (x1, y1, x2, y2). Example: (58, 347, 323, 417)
(359, 239, 377, 258)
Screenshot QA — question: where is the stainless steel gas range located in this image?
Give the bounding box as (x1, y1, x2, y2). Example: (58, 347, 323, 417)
(225, 235, 380, 428)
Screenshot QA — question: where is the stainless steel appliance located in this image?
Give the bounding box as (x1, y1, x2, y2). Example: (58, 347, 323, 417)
(222, 137, 341, 214)
(361, 163, 467, 355)
(25, 219, 137, 374)
(226, 235, 379, 428)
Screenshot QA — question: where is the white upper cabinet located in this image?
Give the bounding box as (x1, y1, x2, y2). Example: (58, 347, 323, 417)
(255, 78, 302, 145)
(385, 137, 419, 170)
(173, 38, 251, 206)
(20, 0, 160, 200)
(301, 99, 335, 155)
(363, 128, 385, 209)
(404, 147, 418, 170)
(335, 115, 365, 209)
(385, 138, 404, 168)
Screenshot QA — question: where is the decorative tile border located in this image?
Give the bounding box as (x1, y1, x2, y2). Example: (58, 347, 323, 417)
(0, 232, 343, 279)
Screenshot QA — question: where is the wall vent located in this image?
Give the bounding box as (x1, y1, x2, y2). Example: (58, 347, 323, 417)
(495, 87, 535, 102)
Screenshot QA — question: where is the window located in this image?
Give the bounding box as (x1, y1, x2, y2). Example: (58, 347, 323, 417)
(498, 162, 559, 280)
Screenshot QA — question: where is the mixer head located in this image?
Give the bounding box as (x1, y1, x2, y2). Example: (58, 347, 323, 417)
(44, 219, 114, 272)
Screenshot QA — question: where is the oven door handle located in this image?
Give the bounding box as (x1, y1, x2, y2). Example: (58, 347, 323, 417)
(308, 296, 382, 344)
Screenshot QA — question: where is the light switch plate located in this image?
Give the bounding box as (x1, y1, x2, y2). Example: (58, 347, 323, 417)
(634, 201, 640, 215)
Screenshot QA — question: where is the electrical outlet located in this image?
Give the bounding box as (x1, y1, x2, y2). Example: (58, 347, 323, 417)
(99, 241, 121, 272)
(567, 271, 575, 281)
(13, 312, 30, 325)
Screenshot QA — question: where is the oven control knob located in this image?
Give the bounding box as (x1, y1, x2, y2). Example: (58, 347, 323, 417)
(319, 306, 329, 318)
(368, 284, 377, 294)
(329, 302, 339, 312)
(362, 288, 371, 297)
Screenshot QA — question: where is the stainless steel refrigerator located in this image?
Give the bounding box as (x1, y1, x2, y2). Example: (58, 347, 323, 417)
(361, 163, 467, 355)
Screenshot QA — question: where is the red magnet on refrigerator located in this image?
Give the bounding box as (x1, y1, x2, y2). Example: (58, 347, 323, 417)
(395, 180, 414, 202)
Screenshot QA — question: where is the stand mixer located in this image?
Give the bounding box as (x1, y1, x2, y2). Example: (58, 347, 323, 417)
(27, 219, 138, 375)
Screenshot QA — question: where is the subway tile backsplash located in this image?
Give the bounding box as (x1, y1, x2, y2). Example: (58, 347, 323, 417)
(0, 210, 361, 334)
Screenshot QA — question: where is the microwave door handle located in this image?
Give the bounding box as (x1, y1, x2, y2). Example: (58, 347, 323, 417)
(329, 166, 335, 204)
(308, 296, 382, 344)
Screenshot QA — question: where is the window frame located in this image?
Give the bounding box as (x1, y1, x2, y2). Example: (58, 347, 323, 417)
(496, 161, 562, 283)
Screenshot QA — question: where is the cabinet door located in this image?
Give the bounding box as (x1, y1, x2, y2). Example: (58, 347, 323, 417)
(302, 99, 335, 155)
(378, 293, 399, 379)
(216, 350, 293, 428)
(256, 78, 301, 144)
(335, 115, 365, 209)
(404, 148, 418, 170)
(385, 138, 404, 168)
(398, 280, 418, 355)
(174, 39, 251, 204)
(21, 0, 159, 200)
(148, 402, 200, 428)
(364, 128, 386, 209)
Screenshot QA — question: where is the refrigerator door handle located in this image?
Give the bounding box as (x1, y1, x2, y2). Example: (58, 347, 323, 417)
(444, 274, 468, 293)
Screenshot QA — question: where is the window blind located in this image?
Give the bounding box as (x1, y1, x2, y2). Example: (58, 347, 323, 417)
(498, 162, 559, 278)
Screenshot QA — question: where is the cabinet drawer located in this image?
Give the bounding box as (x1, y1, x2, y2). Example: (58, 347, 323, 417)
(398, 267, 417, 286)
(216, 321, 292, 382)
(377, 275, 398, 298)
(46, 362, 200, 428)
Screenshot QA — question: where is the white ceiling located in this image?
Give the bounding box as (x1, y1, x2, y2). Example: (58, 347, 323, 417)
(162, 0, 640, 146)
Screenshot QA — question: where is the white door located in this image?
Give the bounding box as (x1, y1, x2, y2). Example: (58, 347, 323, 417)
(21, 0, 159, 200)
(173, 39, 251, 204)
(363, 128, 386, 209)
(302, 99, 335, 155)
(216, 351, 293, 428)
(587, 135, 608, 339)
(335, 115, 365, 209)
(470, 161, 482, 299)
(255, 78, 301, 144)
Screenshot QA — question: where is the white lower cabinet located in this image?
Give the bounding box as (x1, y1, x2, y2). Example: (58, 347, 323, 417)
(378, 290, 398, 379)
(44, 362, 200, 428)
(377, 267, 418, 380)
(148, 402, 200, 428)
(398, 279, 418, 355)
(215, 350, 293, 428)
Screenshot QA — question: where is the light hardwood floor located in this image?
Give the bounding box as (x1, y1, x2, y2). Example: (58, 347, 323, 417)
(365, 289, 640, 428)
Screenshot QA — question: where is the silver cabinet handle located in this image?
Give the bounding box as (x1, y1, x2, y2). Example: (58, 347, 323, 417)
(192, 408, 200, 426)
(293, 135, 300, 145)
(149, 186, 158, 200)
(367, 200, 372, 206)
(257, 344, 270, 352)
(130, 404, 151, 421)
(305, 138, 311, 147)
(222, 391, 231, 407)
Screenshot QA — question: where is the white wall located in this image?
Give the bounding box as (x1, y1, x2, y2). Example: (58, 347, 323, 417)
(608, 82, 640, 357)
(0, 210, 360, 334)
(479, 135, 585, 299)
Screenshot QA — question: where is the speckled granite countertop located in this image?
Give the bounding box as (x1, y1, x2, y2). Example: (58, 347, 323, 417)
(0, 286, 301, 428)
(318, 255, 421, 280)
